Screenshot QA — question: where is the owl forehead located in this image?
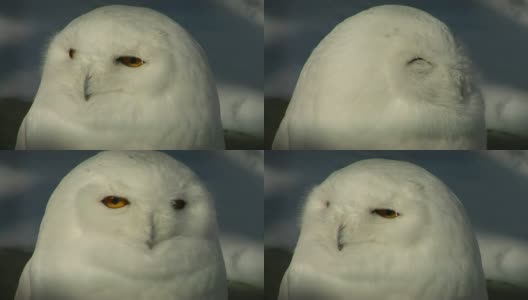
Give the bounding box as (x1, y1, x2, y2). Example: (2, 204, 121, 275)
(68, 152, 200, 196)
(350, 5, 449, 37)
(328, 6, 454, 56)
(317, 163, 429, 209)
(103, 162, 190, 186)
(325, 176, 422, 205)
(61, 18, 170, 51)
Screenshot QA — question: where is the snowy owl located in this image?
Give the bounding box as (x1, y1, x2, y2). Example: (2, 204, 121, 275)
(278, 159, 488, 300)
(16, 5, 225, 150)
(272, 5, 486, 150)
(15, 151, 228, 300)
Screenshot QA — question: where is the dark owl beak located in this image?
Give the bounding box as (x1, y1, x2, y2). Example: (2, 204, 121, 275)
(84, 73, 92, 101)
(146, 216, 157, 249)
(337, 223, 346, 251)
(146, 239, 155, 249)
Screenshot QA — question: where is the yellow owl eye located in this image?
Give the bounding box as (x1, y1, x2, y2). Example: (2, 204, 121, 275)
(117, 56, 144, 67)
(101, 196, 129, 209)
(69, 48, 76, 59)
(372, 209, 400, 219)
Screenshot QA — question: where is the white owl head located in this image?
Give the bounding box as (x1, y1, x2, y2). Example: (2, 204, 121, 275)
(19, 5, 224, 150)
(300, 159, 471, 249)
(38, 151, 219, 251)
(43, 5, 213, 104)
(295, 158, 486, 296)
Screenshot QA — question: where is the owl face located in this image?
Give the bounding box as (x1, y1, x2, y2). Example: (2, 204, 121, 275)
(313, 5, 473, 108)
(20, 152, 228, 300)
(42, 5, 204, 105)
(274, 5, 485, 150)
(19, 5, 224, 150)
(300, 159, 465, 254)
(285, 159, 486, 300)
(46, 151, 218, 250)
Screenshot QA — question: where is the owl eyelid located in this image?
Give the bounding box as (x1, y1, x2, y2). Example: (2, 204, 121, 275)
(407, 56, 433, 67)
(407, 57, 424, 64)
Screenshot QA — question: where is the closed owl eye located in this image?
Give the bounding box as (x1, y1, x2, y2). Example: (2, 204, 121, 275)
(117, 56, 145, 67)
(101, 196, 129, 209)
(372, 208, 400, 219)
(406, 56, 434, 74)
(407, 57, 428, 65)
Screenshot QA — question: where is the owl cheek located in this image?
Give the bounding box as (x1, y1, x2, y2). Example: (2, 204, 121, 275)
(393, 220, 423, 245)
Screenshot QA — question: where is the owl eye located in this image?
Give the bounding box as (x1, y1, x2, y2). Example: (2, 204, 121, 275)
(372, 209, 400, 219)
(101, 196, 129, 209)
(68, 48, 76, 59)
(171, 199, 186, 210)
(117, 56, 144, 67)
(407, 57, 427, 65)
(406, 56, 434, 74)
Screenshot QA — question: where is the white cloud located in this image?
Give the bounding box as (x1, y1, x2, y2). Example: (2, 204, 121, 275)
(482, 83, 528, 137)
(0, 15, 35, 46)
(477, 232, 528, 288)
(264, 165, 301, 194)
(479, 0, 528, 28)
(0, 165, 39, 199)
(218, 83, 263, 138)
(485, 150, 528, 177)
(213, 0, 264, 26)
(265, 17, 303, 45)
(219, 234, 263, 288)
(223, 150, 263, 176)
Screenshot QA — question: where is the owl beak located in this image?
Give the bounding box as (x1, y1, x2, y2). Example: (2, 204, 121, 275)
(146, 239, 155, 249)
(83, 73, 93, 101)
(337, 223, 346, 251)
(146, 217, 157, 249)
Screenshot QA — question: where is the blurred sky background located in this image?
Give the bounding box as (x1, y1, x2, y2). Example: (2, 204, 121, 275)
(0, 0, 264, 138)
(265, 151, 528, 287)
(265, 0, 528, 138)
